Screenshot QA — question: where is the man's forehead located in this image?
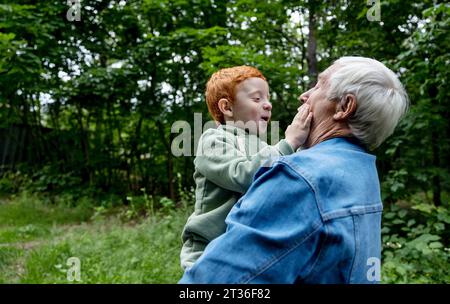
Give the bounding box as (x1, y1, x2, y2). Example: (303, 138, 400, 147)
(317, 72, 327, 85)
(318, 64, 339, 82)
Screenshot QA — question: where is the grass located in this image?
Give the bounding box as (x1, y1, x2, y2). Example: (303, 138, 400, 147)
(0, 192, 189, 283)
(1, 191, 448, 283)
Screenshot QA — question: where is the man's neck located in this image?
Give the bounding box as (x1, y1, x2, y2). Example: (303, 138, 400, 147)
(305, 122, 352, 148)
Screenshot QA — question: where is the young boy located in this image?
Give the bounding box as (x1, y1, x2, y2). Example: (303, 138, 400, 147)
(180, 66, 312, 270)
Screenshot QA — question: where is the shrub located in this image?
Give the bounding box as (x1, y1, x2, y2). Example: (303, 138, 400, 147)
(381, 197, 450, 283)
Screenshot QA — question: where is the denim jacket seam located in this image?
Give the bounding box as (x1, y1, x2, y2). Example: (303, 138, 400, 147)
(348, 214, 360, 284)
(321, 204, 383, 221)
(275, 160, 326, 220)
(239, 219, 323, 283)
(301, 223, 328, 281)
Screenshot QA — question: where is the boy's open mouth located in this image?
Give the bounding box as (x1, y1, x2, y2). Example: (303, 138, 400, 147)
(260, 116, 270, 122)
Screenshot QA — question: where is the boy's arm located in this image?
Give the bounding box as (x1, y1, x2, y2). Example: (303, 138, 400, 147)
(195, 129, 294, 194)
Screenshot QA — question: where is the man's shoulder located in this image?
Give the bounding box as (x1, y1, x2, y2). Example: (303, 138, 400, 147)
(275, 137, 381, 216)
(272, 137, 378, 197)
(280, 137, 373, 169)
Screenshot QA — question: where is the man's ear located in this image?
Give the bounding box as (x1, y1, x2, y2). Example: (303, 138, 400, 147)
(218, 98, 233, 119)
(333, 94, 357, 121)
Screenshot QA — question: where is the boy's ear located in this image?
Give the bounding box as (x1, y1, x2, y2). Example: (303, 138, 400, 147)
(218, 98, 233, 119)
(333, 94, 357, 121)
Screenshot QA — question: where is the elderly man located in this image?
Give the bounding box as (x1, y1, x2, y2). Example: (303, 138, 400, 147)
(179, 56, 409, 284)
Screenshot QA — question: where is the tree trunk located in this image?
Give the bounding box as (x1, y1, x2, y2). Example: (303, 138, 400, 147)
(76, 102, 92, 185)
(431, 130, 441, 206)
(306, 2, 318, 88)
(428, 80, 441, 206)
(157, 120, 175, 200)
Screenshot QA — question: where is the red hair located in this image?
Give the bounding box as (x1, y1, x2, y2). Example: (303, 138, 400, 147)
(205, 66, 266, 123)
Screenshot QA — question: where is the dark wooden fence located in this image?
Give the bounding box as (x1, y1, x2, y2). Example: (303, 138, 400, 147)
(0, 124, 78, 174)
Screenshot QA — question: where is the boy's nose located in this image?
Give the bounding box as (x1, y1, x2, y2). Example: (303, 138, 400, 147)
(263, 101, 272, 111)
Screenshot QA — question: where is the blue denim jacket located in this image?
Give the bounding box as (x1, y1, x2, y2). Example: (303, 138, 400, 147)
(179, 137, 383, 284)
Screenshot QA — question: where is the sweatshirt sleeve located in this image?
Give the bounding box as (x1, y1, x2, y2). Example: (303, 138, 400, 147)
(194, 128, 295, 194)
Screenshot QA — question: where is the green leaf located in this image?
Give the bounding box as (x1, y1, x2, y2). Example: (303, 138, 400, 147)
(407, 219, 416, 227)
(428, 242, 443, 249)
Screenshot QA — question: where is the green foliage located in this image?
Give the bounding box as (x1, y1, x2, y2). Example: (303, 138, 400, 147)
(0, 171, 22, 193)
(381, 196, 450, 283)
(120, 190, 179, 221)
(1, 0, 447, 205)
(30, 165, 82, 193)
(379, 2, 450, 204)
(177, 172, 195, 211)
(381, 168, 409, 201)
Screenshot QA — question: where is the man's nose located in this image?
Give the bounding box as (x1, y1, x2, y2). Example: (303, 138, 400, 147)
(299, 91, 309, 104)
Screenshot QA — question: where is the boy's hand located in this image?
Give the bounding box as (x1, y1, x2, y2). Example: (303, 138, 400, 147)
(285, 104, 313, 150)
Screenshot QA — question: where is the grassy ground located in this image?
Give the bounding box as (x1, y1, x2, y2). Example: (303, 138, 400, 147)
(0, 192, 188, 283)
(1, 192, 448, 283)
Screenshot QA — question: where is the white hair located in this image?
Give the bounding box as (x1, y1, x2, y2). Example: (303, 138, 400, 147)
(327, 56, 409, 149)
